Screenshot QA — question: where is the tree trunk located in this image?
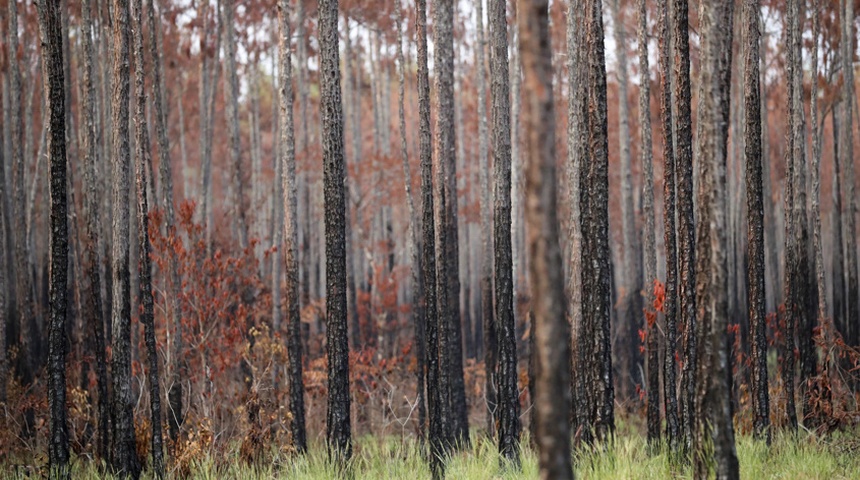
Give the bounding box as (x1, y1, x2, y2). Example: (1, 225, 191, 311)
(416, 0, 444, 472)
(832, 108, 847, 339)
(145, 0, 185, 444)
(781, 0, 801, 431)
(131, 1, 165, 473)
(199, 0, 221, 255)
(519, 1, 573, 476)
(110, 0, 141, 476)
(582, 0, 614, 441)
(396, 0, 426, 441)
(319, 0, 351, 460)
(692, 2, 739, 476)
(475, 0, 496, 437)
(637, 0, 660, 446)
(276, 0, 307, 453)
(489, 0, 520, 463)
(743, 0, 770, 443)
(222, 0, 248, 250)
(37, 0, 71, 473)
(433, 0, 469, 447)
(842, 0, 859, 348)
(672, 0, 697, 451)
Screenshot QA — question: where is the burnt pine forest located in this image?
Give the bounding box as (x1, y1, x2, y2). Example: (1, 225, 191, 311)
(4, 0, 860, 478)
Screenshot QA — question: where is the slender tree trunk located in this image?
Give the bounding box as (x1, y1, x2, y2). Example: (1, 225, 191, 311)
(222, 0, 248, 250)
(832, 109, 847, 338)
(417, 0, 443, 473)
(672, 0, 697, 450)
(475, 0, 496, 437)
(37, 0, 70, 473)
(489, 0, 520, 463)
(433, 0, 469, 447)
(110, 0, 140, 476)
(199, 0, 221, 255)
(319, 0, 351, 459)
(582, 0, 614, 441)
(693, 2, 739, 476)
(637, 0, 660, 446)
(743, 0, 770, 444)
(519, 1, 573, 476)
(343, 17, 360, 349)
(144, 0, 185, 444)
(276, 0, 307, 453)
(396, 0, 426, 441)
(781, 0, 800, 431)
(131, 1, 164, 474)
(842, 0, 859, 348)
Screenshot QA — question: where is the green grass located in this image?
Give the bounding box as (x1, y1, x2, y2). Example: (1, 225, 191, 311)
(6, 429, 860, 479)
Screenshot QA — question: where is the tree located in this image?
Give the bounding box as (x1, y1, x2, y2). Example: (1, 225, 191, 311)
(672, 0, 697, 450)
(131, 0, 165, 473)
(396, 0, 426, 441)
(433, 0, 469, 446)
(519, 0, 573, 477)
(109, 0, 140, 476)
(841, 0, 859, 348)
(582, 0, 614, 440)
(278, 0, 307, 453)
(198, 0, 222, 255)
(223, 0, 248, 249)
(37, 0, 70, 474)
(743, 0, 770, 443)
(144, 0, 186, 444)
(489, 0, 520, 463)
(319, 0, 351, 459)
(416, 0, 445, 470)
(693, 0, 739, 475)
(80, 0, 111, 460)
(637, 0, 660, 446)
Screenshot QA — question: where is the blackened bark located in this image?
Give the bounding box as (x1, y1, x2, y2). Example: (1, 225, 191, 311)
(81, 0, 110, 461)
(672, 0, 697, 451)
(37, 0, 70, 473)
(782, 0, 800, 431)
(396, 0, 426, 442)
(417, 0, 444, 471)
(145, 0, 185, 444)
(131, 0, 165, 473)
(278, 0, 307, 453)
(433, 0, 469, 446)
(489, 0, 520, 464)
(832, 111, 846, 338)
(110, 0, 141, 476)
(319, 0, 351, 460)
(841, 0, 859, 348)
(583, 0, 614, 441)
(693, 2, 740, 476)
(637, 0, 660, 446)
(519, 1, 573, 476)
(743, 0, 770, 443)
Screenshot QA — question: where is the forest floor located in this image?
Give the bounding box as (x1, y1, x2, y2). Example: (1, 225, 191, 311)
(23, 423, 860, 479)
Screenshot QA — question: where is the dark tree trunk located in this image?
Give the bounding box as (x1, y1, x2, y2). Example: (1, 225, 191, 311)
(432, 0, 469, 446)
(110, 0, 141, 476)
(841, 0, 859, 348)
(80, 0, 111, 461)
(319, 0, 351, 460)
(489, 0, 520, 464)
(637, 0, 660, 447)
(131, 0, 165, 474)
(693, 2, 739, 477)
(37, 0, 71, 473)
(277, 0, 307, 453)
(743, 0, 770, 443)
(518, 1, 573, 477)
(145, 0, 185, 444)
(223, 0, 248, 250)
(396, 0, 426, 442)
(417, 0, 444, 472)
(582, 0, 614, 441)
(832, 110, 846, 339)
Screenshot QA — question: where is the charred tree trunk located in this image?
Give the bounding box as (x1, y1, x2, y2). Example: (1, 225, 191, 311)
(743, 0, 770, 443)
(278, 0, 307, 453)
(38, 0, 71, 473)
(489, 0, 520, 463)
(110, 0, 141, 476)
(518, 1, 573, 476)
(637, 0, 660, 446)
(319, 0, 351, 460)
(841, 0, 859, 348)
